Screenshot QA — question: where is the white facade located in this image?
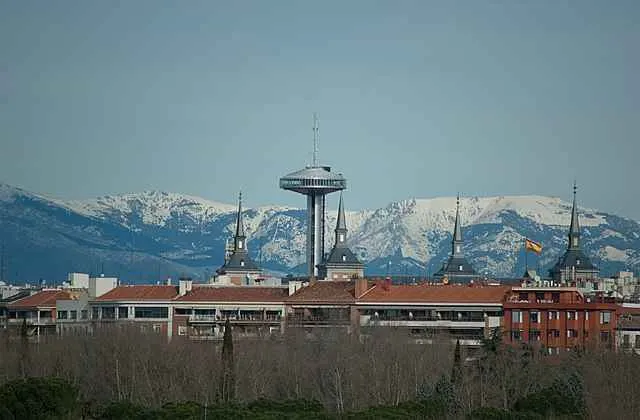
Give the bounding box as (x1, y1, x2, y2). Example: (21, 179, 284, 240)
(89, 276, 118, 298)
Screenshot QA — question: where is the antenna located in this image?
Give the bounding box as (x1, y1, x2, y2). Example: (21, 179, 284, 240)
(0, 242, 5, 284)
(312, 113, 319, 167)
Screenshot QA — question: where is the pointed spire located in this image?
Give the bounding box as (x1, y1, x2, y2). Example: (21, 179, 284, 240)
(568, 181, 581, 249)
(336, 192, 346, 231)
(235, 191, 245, 239)
(452, 194, 464, 257)
(335, 192, 347, 247)
(453, 194, 462, 242)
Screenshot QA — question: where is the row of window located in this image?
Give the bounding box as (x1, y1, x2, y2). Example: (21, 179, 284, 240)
(511, 310, 611, 324)
(91, 306, 169, 319)
(511, 329, 610, 342)
(57, 310, 88, 320)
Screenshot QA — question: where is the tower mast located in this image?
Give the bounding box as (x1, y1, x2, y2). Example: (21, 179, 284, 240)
(312, 113, 319, 167)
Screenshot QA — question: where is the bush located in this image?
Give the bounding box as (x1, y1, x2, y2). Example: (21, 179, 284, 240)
(0, 377, 80, 420)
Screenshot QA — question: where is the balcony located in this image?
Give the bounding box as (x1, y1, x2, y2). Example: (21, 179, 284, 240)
(287, 315, 351, 326)
(189, 315, 282, 324)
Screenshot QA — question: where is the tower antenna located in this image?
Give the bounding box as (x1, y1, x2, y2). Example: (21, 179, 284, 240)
(312, 113, 319, 167)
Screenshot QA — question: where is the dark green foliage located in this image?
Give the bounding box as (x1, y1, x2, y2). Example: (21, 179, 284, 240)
(452, 339, 462, 385)
(467, 407, 542, 420)
(480, 328, 502, 354)
(514, 372, 586, 419)
(219, 318, 235, 402)
(0, 377, 80, 420)
(95, 400, 151, 420)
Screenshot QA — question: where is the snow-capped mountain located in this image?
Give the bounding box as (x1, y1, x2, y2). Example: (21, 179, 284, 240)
(0, 183, 638, 284)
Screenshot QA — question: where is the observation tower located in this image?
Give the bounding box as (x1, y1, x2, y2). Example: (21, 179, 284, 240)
(279, 115, 347, 278)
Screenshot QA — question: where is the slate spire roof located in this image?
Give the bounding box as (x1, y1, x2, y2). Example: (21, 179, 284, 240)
(549, 182, 598, 279)
(320, 194, 362, 267)
(568, 181, 580, 250)
(217, 191, 260, 274)
(433, 195, 476, 281)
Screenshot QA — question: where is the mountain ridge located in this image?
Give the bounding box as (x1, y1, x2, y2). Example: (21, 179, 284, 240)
(0, 183, 638, 284)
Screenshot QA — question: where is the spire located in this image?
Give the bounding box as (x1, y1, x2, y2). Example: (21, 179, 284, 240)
(568, 181, 580, 250)
(452, 194, 463, 257)
(234, 191, 246, 252)
(312, 113, 319, 167)
(454, 194, 462, 242)
(335, 193, 347, 247)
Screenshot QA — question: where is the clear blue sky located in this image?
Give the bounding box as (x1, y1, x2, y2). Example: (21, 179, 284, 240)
(1, 0, 638, 219)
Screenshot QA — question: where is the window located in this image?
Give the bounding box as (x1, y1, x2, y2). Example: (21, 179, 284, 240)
(342, 255, 346, 262)
(635, 335, 640, 349)
(600, 331, 610, 342)
(600, 311, 611, 325)
(58, 311, 68, 320)
(548, 329, 560, 338)
(511, 330, 522, 341)
(518, 293, 529, 302)
(535, 292, 545, 303)
(81, 310, 88, 320)
(456, 245, 461, 254)
(530, 311, 540, 323)
(70, 310, 77, 320)
(118, 307, 128, 319)
(567, 311, 577, 321)
(529, 330, 541, 341)
(240, 260, 245, 267)
(134, 307, 169, 319)
(576, 259, 581, 266)
(585, 311, 589, 321)
(573, 237, 578, 247)
(152, 324, 162, 333)
(552, 293, 560, 303)
(623, 334, 631, 348)
(548, 311, 559, 320)
(102, 307, 116, 319)
(238, 240, 243, 249)
(178, 326, 187, 336)
(567, 329, 578, 338)
(339, 233, 345, 243)
(512, 310, 523, 323)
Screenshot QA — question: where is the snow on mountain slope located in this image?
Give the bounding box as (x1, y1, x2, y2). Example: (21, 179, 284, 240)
(0, 182, 638, 283)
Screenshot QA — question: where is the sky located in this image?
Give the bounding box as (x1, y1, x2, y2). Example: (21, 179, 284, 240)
(1, 0, 639, 219)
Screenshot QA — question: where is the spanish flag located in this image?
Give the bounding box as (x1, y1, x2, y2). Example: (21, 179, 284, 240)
(525, 238, 543, 255)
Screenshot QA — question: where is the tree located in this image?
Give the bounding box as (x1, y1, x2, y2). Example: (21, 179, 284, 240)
(452, 339, 462, 386)
(219, 319, 235, 402)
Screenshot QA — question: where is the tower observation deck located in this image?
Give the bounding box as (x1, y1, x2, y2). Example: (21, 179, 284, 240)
(279, 115, 346, 278)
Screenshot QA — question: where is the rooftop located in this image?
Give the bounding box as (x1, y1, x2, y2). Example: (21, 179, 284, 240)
(8, 289, 71, 308)
(280, 166, 346, 193)
(286, 281, 356, 304)
(95, 285, 178, 301)
(176, 286, 288, 303)
(358, 283, 510, 304)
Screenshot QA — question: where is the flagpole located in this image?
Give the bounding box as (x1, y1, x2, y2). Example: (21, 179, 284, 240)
(524, 238, 528, 274)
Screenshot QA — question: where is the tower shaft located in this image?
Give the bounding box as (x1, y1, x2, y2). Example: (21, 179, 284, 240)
(307, 194, 326, 278)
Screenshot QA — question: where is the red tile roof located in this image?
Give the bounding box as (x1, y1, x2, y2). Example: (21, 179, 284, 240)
(8, 290, 71, 308)
(286, 281, 356, 304)
(95, 285, 178, 301)
(358, 284, 510, 304)
(175, 286, 288, 303)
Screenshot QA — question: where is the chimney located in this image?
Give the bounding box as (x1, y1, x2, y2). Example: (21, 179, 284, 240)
(355, 278, 370, 298)
(179, 277, 193, 296)
(166, 277, 172, 286)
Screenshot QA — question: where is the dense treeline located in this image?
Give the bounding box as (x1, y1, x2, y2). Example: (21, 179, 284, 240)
(1, 325, 640, 419)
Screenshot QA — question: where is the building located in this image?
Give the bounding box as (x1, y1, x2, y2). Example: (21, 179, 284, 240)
(89, 284, 179, 338)
(5, 289, 71, 337)
(279, 115, 347, 279)
(503, 284, 617, 353)
(549, 184, 599, 285)
(284, 280, 360, 332)
(357, 282, 507, 346)
(317, 193, 364, 280)
(433, 196, 477, 283)
(173, 284, 288, 340)
(215, 192, 262, 285)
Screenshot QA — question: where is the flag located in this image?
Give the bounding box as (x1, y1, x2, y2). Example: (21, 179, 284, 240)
(525, 238, 543, 255)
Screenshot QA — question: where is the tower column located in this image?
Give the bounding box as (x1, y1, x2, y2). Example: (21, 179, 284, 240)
(307, 194, 325, 278)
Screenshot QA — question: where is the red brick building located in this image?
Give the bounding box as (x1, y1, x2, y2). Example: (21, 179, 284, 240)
(503, 286, 618, 353)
